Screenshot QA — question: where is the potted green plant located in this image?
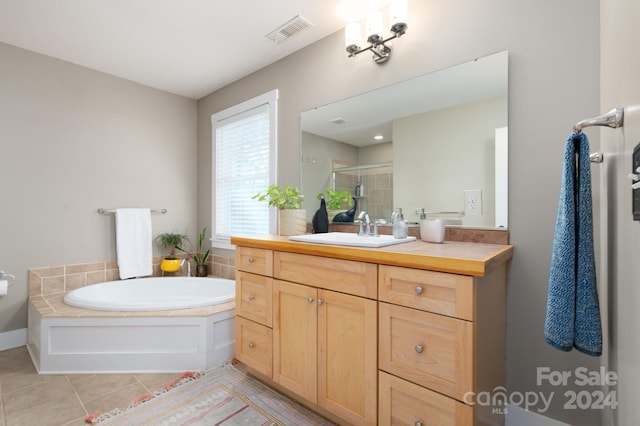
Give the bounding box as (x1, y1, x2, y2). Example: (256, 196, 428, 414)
(178, 227, 211, 277)
(319, 189, 353, 210)
(318, 189, 354, 222)
(253, 184, 306, 236)
(155, 232, 189, 272)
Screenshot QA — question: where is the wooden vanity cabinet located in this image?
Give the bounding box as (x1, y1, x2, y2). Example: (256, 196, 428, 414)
(232, 236, 512, 426)
(273, 252, 378, 426)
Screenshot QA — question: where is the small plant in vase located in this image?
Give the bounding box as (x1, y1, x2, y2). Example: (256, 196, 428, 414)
(178, 227, 211, 277)
(253, 184, 306, 236)
(155, 232, 189, 273)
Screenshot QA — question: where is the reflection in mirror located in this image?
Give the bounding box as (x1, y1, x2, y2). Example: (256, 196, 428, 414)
(301, 50, 508, 229)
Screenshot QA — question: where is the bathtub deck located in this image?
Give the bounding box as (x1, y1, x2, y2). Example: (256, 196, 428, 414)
(30, 293, 235, 318)
(28, 294, 236, 374)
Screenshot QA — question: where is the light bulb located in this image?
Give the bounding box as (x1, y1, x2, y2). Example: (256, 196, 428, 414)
(345, 22, 362, 53)
(366, 10, 384, 43)
(389, 0, 408, 34)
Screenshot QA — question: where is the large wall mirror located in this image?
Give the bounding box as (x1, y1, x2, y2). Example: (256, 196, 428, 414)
(300, 50, 508, 229)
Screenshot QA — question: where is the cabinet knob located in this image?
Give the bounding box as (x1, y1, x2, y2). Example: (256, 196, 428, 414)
(415, 422, 423, 426)
(317, 299, 324, 305)
(414, 286, 423, 295)
(248, 295, 255, 301)
(248, 342, 255, 349)
(247, 257, 254, 264)
(415, 344, 424, 354)
(307, 297, 314, 304)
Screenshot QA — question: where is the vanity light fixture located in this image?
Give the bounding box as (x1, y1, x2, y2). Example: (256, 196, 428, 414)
(344, 0, 408, 64)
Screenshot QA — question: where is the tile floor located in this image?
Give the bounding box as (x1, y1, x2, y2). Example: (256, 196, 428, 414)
(0, 346, 181, 426)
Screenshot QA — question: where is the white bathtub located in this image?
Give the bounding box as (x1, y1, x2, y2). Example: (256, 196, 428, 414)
(28, 276, 237, 374)
(63, 276, 235, 311)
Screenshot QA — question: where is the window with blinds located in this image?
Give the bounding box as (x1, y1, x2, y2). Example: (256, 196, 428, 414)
(212, 90, 278, 249)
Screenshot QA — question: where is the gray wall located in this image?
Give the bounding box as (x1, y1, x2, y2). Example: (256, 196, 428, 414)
(0, 42, 197, 333)
(197, 0, 601, 424)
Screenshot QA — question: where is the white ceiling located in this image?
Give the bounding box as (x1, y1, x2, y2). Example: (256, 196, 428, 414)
(0, 0, 389, 99)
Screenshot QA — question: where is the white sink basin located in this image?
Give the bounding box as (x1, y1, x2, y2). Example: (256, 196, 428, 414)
(289, 232, 416, 248)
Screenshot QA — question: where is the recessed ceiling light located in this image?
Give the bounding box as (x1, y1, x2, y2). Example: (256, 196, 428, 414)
(374, 135, 384, 140)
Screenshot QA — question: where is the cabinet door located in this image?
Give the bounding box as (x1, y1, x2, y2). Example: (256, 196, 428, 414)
(379, 265, 475, 321)
(379, 371, 473, 426)
(379, 302, 474, 401)
(236, 271, 272, 327)
(236, 246, 273, 275)
(273, 279, 318, 403)
(317, 289, 378, 425)
(274, 251, 377, 298)
(235, 317, 272, 378)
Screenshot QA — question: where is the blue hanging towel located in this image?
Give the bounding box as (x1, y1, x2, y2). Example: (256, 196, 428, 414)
(544, 132, 602, 356)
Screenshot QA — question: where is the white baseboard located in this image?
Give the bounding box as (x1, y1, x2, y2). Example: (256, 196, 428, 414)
(506, 404, 570, 426)
(0, 328, 27, 351)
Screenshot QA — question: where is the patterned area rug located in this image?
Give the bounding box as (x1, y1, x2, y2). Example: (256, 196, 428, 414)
(89, 364, 335, 426)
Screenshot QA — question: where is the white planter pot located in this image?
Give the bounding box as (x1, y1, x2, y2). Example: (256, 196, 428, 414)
(278, 209, 307, 236)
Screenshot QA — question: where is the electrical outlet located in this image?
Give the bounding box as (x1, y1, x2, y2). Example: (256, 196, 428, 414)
(464, 189, 483, 216)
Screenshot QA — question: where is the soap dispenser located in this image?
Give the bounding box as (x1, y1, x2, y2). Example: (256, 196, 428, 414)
(392, 208, 408, 239)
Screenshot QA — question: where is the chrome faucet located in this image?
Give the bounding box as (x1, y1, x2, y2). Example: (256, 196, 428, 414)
(180, 258, 191, 277)
(373, 219, 387, 237)
(355, 212, 387, 236)
(356, 211, 370, 236)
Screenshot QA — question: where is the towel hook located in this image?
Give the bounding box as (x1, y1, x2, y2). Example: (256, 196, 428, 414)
(574, 107, 624, 133)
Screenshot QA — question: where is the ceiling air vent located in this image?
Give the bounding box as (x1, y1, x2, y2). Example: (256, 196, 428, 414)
(266, 15, 313, 44)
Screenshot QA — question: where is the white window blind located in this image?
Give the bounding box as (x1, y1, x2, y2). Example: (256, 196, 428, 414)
(212, 90, 277, 248)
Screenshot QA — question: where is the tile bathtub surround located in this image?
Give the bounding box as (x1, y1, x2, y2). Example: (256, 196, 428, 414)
(211, 253, 235, 280)
(29, 253, 236, 298)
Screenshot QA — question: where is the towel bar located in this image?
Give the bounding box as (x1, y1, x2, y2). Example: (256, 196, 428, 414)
(574, 108, 624, 133)
(98, 208, 167, 215)
(589, 152, 603, 163)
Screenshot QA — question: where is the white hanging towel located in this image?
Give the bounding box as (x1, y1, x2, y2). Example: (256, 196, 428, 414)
(115, 208, 153, 279)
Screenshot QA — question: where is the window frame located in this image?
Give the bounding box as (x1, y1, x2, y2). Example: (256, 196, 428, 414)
(211, 89, 278, 250)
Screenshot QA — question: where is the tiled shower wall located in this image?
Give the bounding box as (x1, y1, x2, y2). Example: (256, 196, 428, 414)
(28, 252, 236, 297)
(334, 170, 393, 222)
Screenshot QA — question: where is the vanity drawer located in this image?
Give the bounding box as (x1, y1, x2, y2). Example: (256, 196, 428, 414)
(236, 247, 273, 276)
(379, 265, 474, 321)
(379, 371, 473, 426)
(236, 271, 273, 327)
(379, 302, 473, 401)
(235, 317, 273, 378)
(274, 251, 377, 299)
